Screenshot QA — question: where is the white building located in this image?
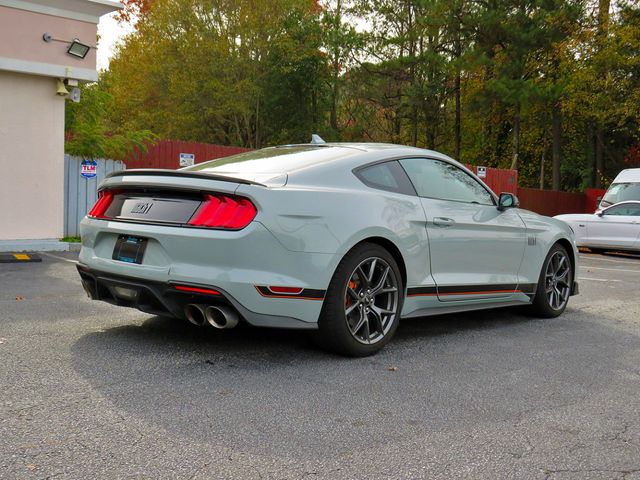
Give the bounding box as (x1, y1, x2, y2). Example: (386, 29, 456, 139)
(0, 0, 121, 251)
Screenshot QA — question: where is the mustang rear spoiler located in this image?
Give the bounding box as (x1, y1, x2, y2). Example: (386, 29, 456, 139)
(106, 169, 266, 187)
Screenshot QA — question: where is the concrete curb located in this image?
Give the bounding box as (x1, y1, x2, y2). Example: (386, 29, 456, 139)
(0, 240, 81, 253)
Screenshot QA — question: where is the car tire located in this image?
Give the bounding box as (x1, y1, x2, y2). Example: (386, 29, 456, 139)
(315, 243, 404, 357)
(528, 243, 573, 318)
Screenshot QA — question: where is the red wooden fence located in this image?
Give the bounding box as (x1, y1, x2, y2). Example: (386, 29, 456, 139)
(584, 188, 607, 212)
(516, 187, 606, 216)
(468, 165, 518, 195)
(517, 188, 583, 216)
(126, 140, 251, 170)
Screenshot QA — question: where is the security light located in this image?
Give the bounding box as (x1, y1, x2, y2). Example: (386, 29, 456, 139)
(67, 39, 90, 59)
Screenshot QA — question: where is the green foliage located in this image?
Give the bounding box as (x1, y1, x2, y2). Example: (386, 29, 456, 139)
(106, 0, 330, 148)
(101, 0, 640, 190)
(65, 81, 156, 159)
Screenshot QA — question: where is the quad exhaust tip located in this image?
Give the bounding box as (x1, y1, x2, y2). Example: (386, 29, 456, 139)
(205, 305, 239, 329)
(184, 304, 239, 329)
(184, 304, 206, 326)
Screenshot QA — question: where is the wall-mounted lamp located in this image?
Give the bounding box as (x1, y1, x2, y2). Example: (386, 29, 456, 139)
(43, 33, 92, 59)
(67, 39, 91, 59)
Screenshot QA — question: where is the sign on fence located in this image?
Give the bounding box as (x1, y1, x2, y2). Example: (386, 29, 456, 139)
(80, 159, 97, 178)
(477, 166, 487, 178)
(179, 153, 195, 167)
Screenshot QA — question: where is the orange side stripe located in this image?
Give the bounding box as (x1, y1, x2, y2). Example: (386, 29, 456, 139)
(408, 290, 520, 297)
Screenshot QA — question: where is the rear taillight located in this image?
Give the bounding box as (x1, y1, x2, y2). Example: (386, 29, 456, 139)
(87, 190, 114, 218)
(188, 194, 257, 229)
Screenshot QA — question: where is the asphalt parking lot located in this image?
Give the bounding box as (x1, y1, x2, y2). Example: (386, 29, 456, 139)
(1, 251, 639, 480)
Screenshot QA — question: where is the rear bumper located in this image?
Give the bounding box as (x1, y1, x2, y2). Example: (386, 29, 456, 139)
(77, 264, 318, 329)
(77, 216, 340, 328)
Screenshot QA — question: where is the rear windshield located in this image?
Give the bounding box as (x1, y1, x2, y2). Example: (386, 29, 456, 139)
(601, 182, 640, 207)
(182, 145, 354, 175)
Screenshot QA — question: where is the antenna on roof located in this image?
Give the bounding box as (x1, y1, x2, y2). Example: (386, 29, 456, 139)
(310, 134, 326, 144)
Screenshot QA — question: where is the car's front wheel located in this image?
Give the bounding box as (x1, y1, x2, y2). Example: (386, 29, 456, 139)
(316, 243, 404, 356)
(528, 243, 573, 318)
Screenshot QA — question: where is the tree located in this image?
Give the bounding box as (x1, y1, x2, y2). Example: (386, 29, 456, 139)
(65, 81, 155, 160)
(114, 0, 154, 24)
(107, 0, 329, 147)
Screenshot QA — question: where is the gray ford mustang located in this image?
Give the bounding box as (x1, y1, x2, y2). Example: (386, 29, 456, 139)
(78, 142, 579, 356)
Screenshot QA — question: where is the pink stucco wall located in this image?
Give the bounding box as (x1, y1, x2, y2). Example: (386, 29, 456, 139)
(0, 71, 65, 240)
(0, 6, 97, 70)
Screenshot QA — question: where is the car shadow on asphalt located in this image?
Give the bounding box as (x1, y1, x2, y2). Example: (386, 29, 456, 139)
(68, 304, 639, 457)
(73, 306, 538, 361)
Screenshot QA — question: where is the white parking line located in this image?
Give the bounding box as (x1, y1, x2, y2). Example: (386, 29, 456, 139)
(580, 266, 640, 274)
(40, 252, 78, 264)
(579, 255, 640, 265)
(578, 277, 622, 282)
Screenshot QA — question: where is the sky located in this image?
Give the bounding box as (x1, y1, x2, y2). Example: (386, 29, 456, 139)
(97, 11, 132, 71)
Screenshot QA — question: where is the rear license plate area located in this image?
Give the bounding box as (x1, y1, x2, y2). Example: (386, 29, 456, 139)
(112, 235, 148, 264)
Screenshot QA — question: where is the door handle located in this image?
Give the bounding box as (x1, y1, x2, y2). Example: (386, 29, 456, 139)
(433, 217, 455, 227)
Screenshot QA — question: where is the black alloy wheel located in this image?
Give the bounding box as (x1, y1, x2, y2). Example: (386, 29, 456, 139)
(529, 243, 573, 318)
(316, 243, 404, 356)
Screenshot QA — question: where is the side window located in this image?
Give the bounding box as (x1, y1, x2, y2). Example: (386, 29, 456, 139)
(354, 161, 416, 195)
(399, 158, 495, 205)
(604, 204, 640, 216)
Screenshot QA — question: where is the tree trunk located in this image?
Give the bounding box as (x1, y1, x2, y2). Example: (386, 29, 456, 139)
(540, 145, 545, 190)
(453, 2, 462, 159)
(551, 103, 562, 190)
(311, 87, 318, 131)
(593, 0, 610, 186)
(329, 0, 342, 133)
(255, 97, 260, 149)
(597, 0, 610, 38)
(454, 72, 461, 159)
(589, 126, 596, 187)
(595, 128, 605, 188)
(510, 107, 520, 170)
(411, 106, 418, 146)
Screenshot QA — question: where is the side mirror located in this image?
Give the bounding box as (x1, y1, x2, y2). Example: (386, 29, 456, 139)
(596, 211, 604, 217)
(498, 192, 519, 211)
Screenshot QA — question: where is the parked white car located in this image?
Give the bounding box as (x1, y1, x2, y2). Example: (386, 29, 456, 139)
(555, 201, 640, 253)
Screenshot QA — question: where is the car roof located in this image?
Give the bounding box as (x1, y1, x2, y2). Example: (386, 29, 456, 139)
(181, 143, 451, 183)
(612, 168, 640, 183)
